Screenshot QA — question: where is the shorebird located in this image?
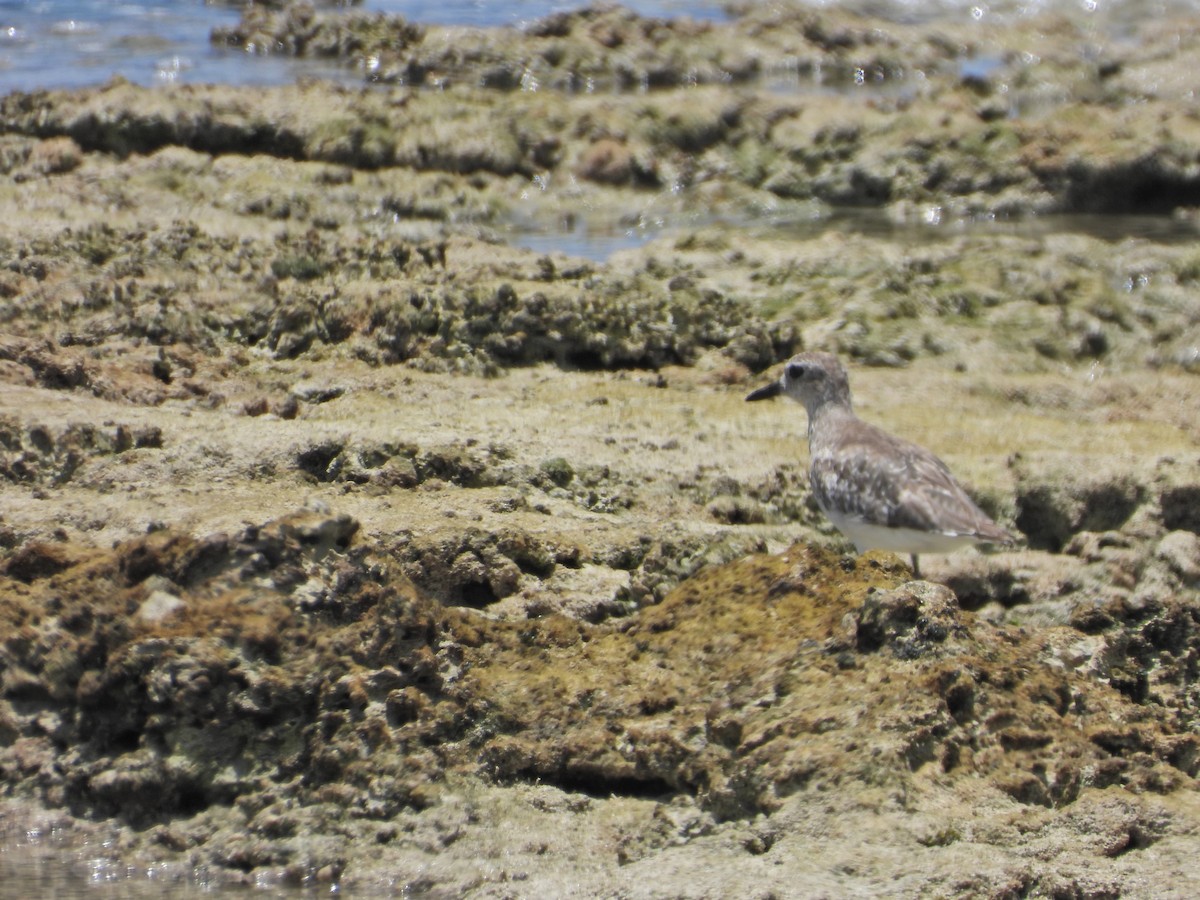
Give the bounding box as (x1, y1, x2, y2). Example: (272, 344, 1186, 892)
(746, 352, 1013, 578)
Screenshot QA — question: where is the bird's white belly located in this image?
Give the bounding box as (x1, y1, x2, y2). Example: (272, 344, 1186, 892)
(825, 510, 980, 555)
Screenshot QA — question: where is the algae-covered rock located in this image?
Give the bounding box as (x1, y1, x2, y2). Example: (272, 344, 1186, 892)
(1156, 457, 1200, 534)
(1013, 458, 1147, 553)
(0, 417, 162, 487)
(0, 438, 1197, 893)
(853, 581, 968, 658)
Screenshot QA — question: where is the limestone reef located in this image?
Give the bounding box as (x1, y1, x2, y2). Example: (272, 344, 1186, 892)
(1, 1, 1199, 895)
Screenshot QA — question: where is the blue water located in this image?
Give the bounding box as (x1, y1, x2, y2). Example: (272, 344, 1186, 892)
(0, 0, 729, 94)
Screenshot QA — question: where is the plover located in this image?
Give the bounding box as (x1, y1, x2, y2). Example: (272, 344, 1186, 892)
(746, 352, 1013, 578)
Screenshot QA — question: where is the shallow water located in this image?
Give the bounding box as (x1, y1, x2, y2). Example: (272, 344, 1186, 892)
(504, 201, 1200, 262)
(1, 835, 210, 900)
(0, 831, 397, 899)
(0, 0, 313, 93)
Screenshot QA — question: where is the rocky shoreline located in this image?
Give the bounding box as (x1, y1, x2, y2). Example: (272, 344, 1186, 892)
(1, 2, 1198, 895)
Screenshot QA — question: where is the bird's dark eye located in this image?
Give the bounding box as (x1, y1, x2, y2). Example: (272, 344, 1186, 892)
(785, 362, 808, 380)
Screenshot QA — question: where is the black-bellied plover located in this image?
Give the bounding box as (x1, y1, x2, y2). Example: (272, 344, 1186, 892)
(746, 352, 1013, 578)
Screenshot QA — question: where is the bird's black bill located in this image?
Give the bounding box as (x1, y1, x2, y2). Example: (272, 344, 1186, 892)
(745, 382, 783, 402)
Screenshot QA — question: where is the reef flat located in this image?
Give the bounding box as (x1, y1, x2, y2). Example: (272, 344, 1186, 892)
(1, 2, 1198, 895)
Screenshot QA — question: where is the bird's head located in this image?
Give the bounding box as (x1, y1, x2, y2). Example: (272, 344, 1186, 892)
(745, 352, 851, 415)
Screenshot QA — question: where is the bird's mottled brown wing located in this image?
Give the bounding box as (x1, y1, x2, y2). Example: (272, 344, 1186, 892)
(809, 417, 1011, 541)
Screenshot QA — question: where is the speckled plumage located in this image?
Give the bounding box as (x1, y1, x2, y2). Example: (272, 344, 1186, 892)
(746, 352, 1013, 576)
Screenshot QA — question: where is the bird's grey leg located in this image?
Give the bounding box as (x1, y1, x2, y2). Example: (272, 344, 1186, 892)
(910, 554, 921, 579)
